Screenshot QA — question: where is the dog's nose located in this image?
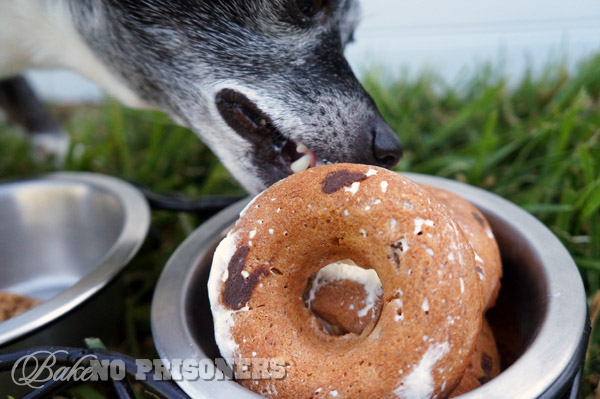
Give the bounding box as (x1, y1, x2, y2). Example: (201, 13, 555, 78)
(372, 118, 403, 168)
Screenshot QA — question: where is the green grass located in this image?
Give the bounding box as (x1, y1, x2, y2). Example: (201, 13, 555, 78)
(1, 53, 599, 397)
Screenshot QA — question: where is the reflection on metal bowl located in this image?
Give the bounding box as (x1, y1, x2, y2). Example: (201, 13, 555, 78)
(0, 172, 149, 350)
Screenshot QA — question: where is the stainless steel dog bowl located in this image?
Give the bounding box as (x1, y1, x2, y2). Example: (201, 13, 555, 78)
(0, 172, 150, 348)
(152, 173, 588, 399)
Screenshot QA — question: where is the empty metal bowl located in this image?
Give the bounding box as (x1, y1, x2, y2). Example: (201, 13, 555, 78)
(152, 173, 588, 399)
(0, 172, 150, 348)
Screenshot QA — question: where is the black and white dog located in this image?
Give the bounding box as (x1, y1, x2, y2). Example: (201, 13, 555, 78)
(0, 0, 402, 193)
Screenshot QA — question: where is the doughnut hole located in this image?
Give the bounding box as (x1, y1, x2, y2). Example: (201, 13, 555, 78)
(302, 259, 383, 337)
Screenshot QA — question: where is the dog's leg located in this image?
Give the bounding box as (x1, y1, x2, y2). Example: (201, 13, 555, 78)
(0, 75, 70, 162)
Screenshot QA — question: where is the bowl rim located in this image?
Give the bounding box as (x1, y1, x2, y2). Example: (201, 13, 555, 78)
(151, 172, 587, 399)
(0, 172, 150, 346)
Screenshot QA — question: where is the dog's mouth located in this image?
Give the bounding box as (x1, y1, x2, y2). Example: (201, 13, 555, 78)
(216, 89, 320, 184)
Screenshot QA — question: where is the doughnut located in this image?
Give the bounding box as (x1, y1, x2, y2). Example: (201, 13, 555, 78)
(0, 292, 40, 322)
(308, 280, 501, 397)
(208, 163, 483, 399)
(423, 186, 502, 310)
(307, 186, 503, 317)
(449, 319, 501, 397)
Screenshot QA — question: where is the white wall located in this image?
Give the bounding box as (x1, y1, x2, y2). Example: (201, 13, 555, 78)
(346, 0, 600, 83)
(26, 0, 600, 103)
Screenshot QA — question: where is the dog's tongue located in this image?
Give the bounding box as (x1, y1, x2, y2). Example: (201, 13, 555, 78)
(309, 150, 319, 167)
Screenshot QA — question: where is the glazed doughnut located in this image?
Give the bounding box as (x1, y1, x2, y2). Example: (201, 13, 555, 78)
(423, 186, 502, 310)
(209, 164, 483, 399)
(449, 319, 501, 397)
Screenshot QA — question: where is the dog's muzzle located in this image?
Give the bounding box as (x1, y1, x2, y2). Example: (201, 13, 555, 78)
(214, 88, 402, 187)
(215, 88, 318, 177)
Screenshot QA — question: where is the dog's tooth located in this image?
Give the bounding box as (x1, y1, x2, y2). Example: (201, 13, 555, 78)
(291, 154, 311, 173)
(296, 143, 308, 153)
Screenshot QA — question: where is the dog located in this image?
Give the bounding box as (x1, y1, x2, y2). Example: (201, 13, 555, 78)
(0, 0, 402, 193)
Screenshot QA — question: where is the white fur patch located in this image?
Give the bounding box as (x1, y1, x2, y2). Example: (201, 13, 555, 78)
(0, 0, 149, 108)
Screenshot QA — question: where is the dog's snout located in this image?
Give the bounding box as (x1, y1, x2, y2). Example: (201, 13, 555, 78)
(372, 118, 402, 169)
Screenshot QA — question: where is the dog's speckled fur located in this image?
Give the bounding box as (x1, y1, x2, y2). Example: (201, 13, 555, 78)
(1, 0, 402, 193)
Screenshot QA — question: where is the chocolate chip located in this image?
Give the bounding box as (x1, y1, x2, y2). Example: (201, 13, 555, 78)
(478, 352, 493, 384)
(222, 245, 267, 310)
(477, 376, 490, 385)
(321, 170, 367, 194)
(391, 251, 400, 268)
(471, 211, 485, 228)
(389, 240, 405, 270)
